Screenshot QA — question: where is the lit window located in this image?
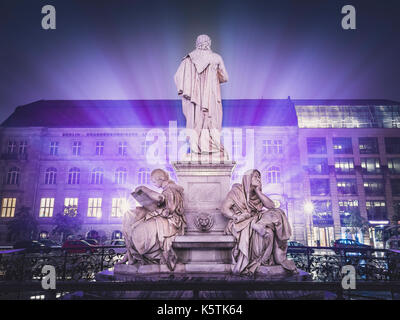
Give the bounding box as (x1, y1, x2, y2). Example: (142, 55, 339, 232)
(115, 167, 127, 185)
(332, 137, 353, 154)
(310, 179, 330, 196)
(359, 137, 379, 154)
(388, 158, 400, 174)
(91, 168, 104, 184)
(68, 168, 80, 184)
(308, 158, 329, 174)
(364, 179, 384, 196)
(95, 141, 104, 155)
(339, 200, 360, 226)
(334, 158, 355, 174)
(49, 141, 59, 155)
(1, 198, 16, 217)
(64, 198, 78, 216)
(337, 179, 357, 195)
(39, 198, 55, 217)
(72, 141, 81, 156)
(263, 140, 283, 155)
(7, 167, 20, 185)
(366, 201, 387, 221)
(87, 198, 102, 218)
(111, 198, 127, 218)
(141, 141, 152, 156)
(307, 138, 327, 154)
(360, 158, 381, 174)
(45, 168, 57, 185)
(138, 168, 150, 185)
(7, 141, 17, 154)
(267, 166, 281, 184)
(18, 141, 27, 154)
(118, 142, 128, 156)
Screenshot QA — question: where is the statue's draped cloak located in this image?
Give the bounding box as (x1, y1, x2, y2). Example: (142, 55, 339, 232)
(122, 180, 185, 269)
(225, 170, 296, 274)
(174, 49, 228, 154)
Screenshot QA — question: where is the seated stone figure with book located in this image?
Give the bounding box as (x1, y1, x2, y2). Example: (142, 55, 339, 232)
(119, 169, 186, 271)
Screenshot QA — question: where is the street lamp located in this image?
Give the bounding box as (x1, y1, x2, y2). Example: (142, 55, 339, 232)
(304, 201, 314, 246)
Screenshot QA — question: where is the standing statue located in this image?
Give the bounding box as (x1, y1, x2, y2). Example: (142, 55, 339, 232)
(174, 34, 229, 159)
(119, 169, 186, 271)
(221, 169, 297, 275)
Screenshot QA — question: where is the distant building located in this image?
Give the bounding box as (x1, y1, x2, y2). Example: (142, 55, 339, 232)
(0, 98, 399, 248)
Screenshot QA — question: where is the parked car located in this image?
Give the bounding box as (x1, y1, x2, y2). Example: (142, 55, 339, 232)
(13, 240, 50, 253)
(103, 239, 126, 255)
(287, 241, 314, 254)
(38, 239, 61, 249)
(84, 239, 99, 246)
(62, 240, 98, 254)
(333, 239, 372, 255)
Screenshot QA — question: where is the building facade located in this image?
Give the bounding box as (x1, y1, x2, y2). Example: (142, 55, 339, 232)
(0, 99, 399, 247)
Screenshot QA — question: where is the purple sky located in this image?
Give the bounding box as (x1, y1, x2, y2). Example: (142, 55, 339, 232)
(0, 0, 400, 122)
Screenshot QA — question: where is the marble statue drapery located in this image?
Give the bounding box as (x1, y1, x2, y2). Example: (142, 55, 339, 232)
(121, 171, 185, 271)
(174, 34, 229, 156)
(222, 169, 297, 275)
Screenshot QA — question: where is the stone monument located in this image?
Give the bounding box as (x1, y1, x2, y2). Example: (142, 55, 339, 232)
(114, 35, 298, 278)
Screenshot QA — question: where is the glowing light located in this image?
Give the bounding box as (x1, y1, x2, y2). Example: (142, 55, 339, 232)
(369, 220, 389, 225)
(120, 199, 131, 214)
(304, 201, 314, 214)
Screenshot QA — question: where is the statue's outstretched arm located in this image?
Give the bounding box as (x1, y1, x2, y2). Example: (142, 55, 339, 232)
(221, 197, 235, 219)
(221, 196, 251, 223)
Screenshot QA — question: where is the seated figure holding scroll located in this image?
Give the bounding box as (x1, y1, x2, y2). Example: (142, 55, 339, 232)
(221, 169, 297, 275)
(119, 169, 186, 271)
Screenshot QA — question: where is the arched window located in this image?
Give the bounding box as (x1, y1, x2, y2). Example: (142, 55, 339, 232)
(7, 167, 20, 185)
(138, 168, 150, 185)
(91, 168, 104, 184)
(267, 166, 281, 184)
(68, 167, 80, 184)
(45, 167, 57, 184)
(115, 167, 127, 185)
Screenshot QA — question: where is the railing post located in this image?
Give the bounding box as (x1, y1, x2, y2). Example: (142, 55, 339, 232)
(62, 250, 67, 280)
(100, 247, 104, 271)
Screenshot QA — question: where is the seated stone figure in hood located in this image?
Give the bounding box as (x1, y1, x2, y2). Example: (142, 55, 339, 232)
(221, 169, 297, 275)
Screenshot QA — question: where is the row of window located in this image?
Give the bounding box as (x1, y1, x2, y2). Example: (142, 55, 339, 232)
(307, 137, 400, 155)
(6, 137, 400, 157)
(308, 157, 400, 175)
(311, 199, 396, 224)
(7, 141, 27, 154)
(0, 197, 129, 218)
(3, 166, 285, 186)
(2, 196, 395, 223)
(6, 139, 286, 157)
(310, 178, 400, 196)
(4, 167, 152, 186)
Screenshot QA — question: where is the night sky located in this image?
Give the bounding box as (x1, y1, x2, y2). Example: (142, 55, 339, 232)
(0, 0, 399, 123)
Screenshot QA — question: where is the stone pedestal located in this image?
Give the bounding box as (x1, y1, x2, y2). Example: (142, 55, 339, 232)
(171, 161, 236, 271)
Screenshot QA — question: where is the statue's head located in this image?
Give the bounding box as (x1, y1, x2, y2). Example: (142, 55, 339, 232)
(242, 169, 262, 191)
(196, 34, 211, 50)
(150, 169, 169, 188)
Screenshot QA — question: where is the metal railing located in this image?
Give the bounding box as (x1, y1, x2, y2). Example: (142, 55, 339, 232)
(0, 245, 399, 300)
(1, 245, 399, 282)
